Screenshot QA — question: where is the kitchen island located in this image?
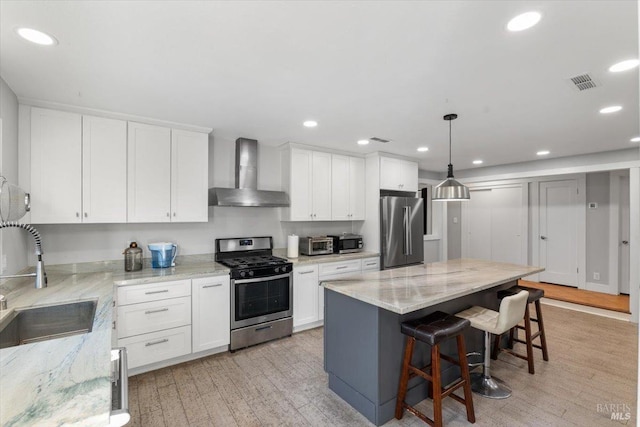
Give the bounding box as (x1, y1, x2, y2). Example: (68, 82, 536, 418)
(321, 258, 543, 426)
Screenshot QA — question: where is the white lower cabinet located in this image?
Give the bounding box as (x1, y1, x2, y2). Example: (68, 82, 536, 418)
(192, 276, 230, 352)
(118, 325, 192, 370)
(116, 275, 230, 372)
(293, 265, 319, 328)
(293, 258, 378, 329)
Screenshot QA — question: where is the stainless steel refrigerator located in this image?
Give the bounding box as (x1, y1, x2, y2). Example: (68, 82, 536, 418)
(380, 196, 424, 269)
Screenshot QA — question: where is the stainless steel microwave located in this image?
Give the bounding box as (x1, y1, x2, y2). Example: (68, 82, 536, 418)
(299, 236, 334, 256)
(328, 234, 363, 254)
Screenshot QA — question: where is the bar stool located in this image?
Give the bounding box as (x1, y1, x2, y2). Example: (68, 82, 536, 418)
(395, 311, 475, 427)
(455, 290, 528, 399)
(492, 286, 549, 374)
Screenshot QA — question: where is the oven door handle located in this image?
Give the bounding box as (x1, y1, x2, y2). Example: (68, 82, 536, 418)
(234, 272, 292, 284)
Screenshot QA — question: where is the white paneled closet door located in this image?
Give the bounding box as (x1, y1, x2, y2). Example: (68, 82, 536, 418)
(539, 180, 579, 287)
(462, 185, 525, 265)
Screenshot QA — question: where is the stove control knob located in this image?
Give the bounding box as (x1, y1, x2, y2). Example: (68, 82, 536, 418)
(240, 271, 246, 278)
(274, 267, 280, 273)
(249, 271, 254, 277)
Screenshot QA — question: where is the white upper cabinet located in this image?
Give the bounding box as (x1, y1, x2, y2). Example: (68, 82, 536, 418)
(311, 151, 332, 220)
(82, 115, 127, 223)
(30, 108, 82, 223)
(332, 155, 365, 220)
(379, 156, 418, 193)
(171, 130, 208, 222)
(284, 148, 332, 221)
(128, 123, 172, 222)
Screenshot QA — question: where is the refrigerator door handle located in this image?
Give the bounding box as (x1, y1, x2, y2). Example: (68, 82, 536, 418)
(403, 206, 409, 255)
(407, 206, 413, 255)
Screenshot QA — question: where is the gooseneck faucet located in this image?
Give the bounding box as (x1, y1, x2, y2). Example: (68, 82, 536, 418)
(0, 222, 47, 288)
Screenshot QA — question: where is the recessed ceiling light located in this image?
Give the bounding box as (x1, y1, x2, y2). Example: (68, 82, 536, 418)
(507, 11, 542, 32)
(357, 139, 370, 145)
(303, 120, 318, 128)
(631, 136, 640, 142)
(609, 59, 639, 73)
(599, 105, 622, 114)
(416, 147, 429, 152)
(472, 160, 483, 165)
(15, 27, 57, 46)
(537, 150, 550, 156)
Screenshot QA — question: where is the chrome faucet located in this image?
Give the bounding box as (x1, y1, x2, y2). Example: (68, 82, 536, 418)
(0, 222, 47, 288)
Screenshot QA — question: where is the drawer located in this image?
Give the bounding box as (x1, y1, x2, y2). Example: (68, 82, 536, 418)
(118, 325, 191, 370)
(117, 279, 191, 306)
(117, 296, 191, 338)
(361, 257, 380, 271)
(319, 259, 361, 278)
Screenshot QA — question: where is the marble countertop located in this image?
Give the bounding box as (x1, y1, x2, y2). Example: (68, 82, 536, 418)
(272, 249, 379, 266)
(321, 258, 544, 315)
(0, 271, 114, 427)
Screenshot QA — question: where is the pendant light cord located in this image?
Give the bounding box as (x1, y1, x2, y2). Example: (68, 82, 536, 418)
(447, 118, 454, 178)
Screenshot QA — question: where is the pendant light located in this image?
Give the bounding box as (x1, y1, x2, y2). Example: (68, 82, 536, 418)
(433, 113, 470, 201)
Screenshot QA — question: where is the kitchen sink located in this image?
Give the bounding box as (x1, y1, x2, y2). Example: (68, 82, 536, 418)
(0, 300, 97, 349)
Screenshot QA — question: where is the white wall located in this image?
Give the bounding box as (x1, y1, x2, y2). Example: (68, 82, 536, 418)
(29, 136, 359, 265)
(0, 77, 29, 274)
(585, 172, 611, 287)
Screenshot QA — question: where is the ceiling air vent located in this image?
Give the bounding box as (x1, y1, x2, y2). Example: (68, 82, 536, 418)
(568, 73, 598, 91)
(370, 137, 390, 143)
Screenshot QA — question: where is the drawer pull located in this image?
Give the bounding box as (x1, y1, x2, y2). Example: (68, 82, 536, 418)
(365, 262, 377, 266)
(255, 325, 272, 332)
(145, 308, 169, 315)
(298, 270, 315, 275)
(336, 266, 348, 270)
(203, 283, 222, 288)
(145, 338, 169, 347)
(145, 290, 169, 295)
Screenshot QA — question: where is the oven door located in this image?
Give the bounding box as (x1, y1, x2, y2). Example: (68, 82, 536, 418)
(231, 272, 293, 329)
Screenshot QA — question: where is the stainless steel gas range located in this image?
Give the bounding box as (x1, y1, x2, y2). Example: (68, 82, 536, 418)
(215, 237, 293, 351)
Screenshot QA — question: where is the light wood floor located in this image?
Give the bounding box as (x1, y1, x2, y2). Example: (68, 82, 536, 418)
(129, 305, 638, 426)
(519, 279, 630, 313)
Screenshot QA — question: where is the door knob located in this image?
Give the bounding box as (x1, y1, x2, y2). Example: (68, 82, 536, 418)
(622, 240, 629, 245)
(540, 236, 547, 240)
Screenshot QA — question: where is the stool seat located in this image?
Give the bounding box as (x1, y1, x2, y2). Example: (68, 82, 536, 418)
(401, 311, 470, 346)
(498, 286, 544, 303)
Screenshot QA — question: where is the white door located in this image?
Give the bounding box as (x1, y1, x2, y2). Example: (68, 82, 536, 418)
(539, 180, 579, 286)
(331, 155, 350, 220)
(30, 108, 82, 223)
(171, 130, 208, 222)
(466, 189, 492, 260)
(127, 123, 171, 222)
(82, 115, 127, 223)
(349, 156, 366, 220)
(619, 176, 630, 294)
(192, 276, 230, 352)
(289, 149, 313, 221)
(491, 187, 523, 264)
(311, 151, 332, 220)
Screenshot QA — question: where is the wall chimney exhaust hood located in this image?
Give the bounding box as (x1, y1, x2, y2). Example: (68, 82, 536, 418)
(208, 138, 290, 207)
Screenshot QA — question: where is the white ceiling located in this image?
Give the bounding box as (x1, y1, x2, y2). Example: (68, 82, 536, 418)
(1, 1, 638, 172)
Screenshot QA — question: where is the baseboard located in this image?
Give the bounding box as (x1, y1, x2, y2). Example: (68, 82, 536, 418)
(584, 281, 618, 295)
(128, 344, 229, 376)
(293, 320, 324, 333)
(540, 298, 631, 321)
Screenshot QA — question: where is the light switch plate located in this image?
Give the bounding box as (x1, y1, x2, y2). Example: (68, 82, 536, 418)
(588, 202, 598, 209)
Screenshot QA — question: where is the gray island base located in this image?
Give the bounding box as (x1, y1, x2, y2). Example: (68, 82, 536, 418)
(322, 259, 543, 426)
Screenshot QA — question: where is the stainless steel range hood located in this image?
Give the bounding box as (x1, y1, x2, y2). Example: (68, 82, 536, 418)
(208, 138, 290, 207)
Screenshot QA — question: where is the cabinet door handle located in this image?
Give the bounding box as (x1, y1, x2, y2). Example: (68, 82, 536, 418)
(173, 212, 176, 217)
(166, 212, 170, 217)
(203, 283, 222, 288)
(76, 212, 80, 218)
(298, 270, 315, 275)
(145, 308, 169, 315)
(84, 212, 88, 218)
(145, 289, 169, 295)
(336, 266, 348, 270)
(540, 236, 547, 240)
(145, 338, 169, 347)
